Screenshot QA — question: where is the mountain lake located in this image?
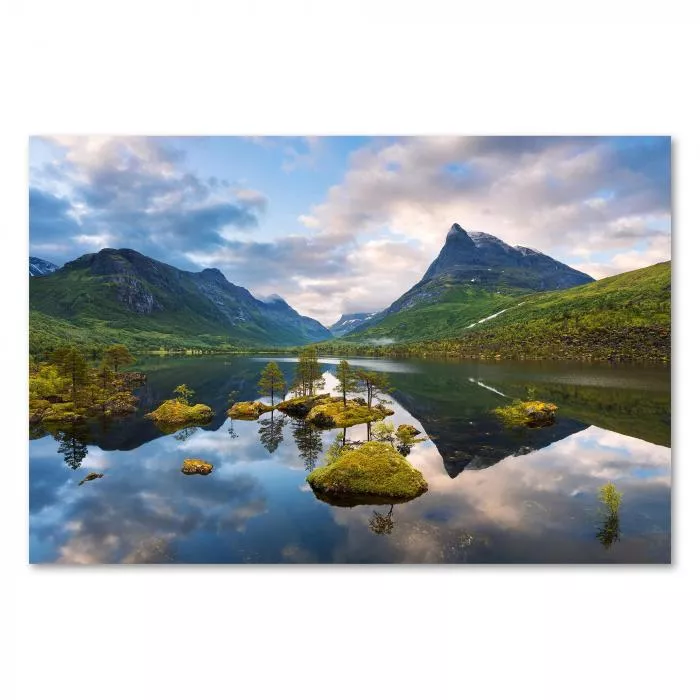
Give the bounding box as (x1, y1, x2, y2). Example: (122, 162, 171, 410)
(29, 355, 671, 564)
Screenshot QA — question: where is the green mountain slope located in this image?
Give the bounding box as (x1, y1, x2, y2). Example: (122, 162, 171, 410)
(347, 224, 594, 342)
(29, 248, 331, 354)
(323, 261, 671, 361)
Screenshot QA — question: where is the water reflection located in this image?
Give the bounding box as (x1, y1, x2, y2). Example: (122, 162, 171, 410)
(56, 425, 89, 470)
(258, 410, 287, 454)
(28, 355, 671, 564)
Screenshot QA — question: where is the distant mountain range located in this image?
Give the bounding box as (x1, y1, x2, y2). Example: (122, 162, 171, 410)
(347, 223, 595, 342)
(329, 312, 377, 337)
(29, 248, 331, 352)
(29, 256, 59, 277)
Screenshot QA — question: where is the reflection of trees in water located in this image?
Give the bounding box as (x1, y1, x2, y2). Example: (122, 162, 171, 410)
(596, 513, 621, 549)
(56, 425, 89, 469)
(596, 482, 622, 550)
(258, 410, 287, 454)
(228, 419, 239, 440)
(173, 425, 199, 442)
(292, 419, 323, 471)
(369, 504, 395, 535)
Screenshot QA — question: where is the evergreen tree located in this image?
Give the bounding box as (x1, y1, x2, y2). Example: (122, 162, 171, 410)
(355, 369, 392, 408)
(173, 384, 195, 404)
(334, 359, 358, 407)
(258, 361, 286, 405)
(52, 345, 89, 403)
(293, 347, 324, 397)
(103, 344, 135, 373)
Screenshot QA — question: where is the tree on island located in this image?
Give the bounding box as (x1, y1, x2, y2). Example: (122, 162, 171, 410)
(173, 384, 195, 404)
(355, 369, 392, 408)
(51, 345, 89, 403)
(104, 344, 135, 373)
(334, 359, 359, 407)
(292, 347, 324, 397)
(258, 361, 286, 405)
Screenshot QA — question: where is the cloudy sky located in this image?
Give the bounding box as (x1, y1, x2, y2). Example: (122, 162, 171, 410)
(29, 135, 671, 326)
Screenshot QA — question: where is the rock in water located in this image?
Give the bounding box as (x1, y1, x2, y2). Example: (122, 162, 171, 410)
(79, 472, 104, 486)
(182, 458, 213, 475)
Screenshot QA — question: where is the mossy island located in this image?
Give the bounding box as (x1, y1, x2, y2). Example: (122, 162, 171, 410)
(181, 458, 213, 475)
(307, 441, 428, 506)
(146, 384, 214, 428)
(306, 396, 394, 428)
(276, 393, 331, 418)
(493, 399, 558, 428)
(30, 343, 143, 427)
(227, 400, 273, 420)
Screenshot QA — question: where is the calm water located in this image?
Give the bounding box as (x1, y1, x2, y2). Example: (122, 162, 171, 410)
(29, 356, 671, 564)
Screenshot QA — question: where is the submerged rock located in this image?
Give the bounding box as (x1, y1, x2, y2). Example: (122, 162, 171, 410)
(146, 399, 214, 426)
(307, 441, 428, 506)
(78, 472, 104, 486)
(493, 400, 558, 428)
(181, 458, 213, 475)
(306, 397, 394, 429)
(227, 400, 273, 420)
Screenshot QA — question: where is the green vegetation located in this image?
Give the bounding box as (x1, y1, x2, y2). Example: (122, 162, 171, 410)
(598, 482, 622, 514)
(355, 369, 392, 408)
(29, 344, 144, 426)
(181, 458, 214, 475)
(596, 482, 623, 549)
(291, 347, 324, 396)
(307, 441, 428, 505)
(493, 399, 558, 428)
(227, 400, 273, 420)
(258, 361, 286, 405)
(306, 396, 394, 428)
(318, 262, 671, 362)
(146, 384, 214, 427)
(334, 359, 359, 407)
(276, 393, 330, 418)
(103, 344, 136, 373)
(28, 249, 330, 355)
(350, 285, 522, 343)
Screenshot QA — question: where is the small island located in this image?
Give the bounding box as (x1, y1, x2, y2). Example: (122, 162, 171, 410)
(307, 441, 428, 506)
(146, 384, 214, 429)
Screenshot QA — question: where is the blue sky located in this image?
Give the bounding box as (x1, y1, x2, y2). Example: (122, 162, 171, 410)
(29, 135, 671, 325)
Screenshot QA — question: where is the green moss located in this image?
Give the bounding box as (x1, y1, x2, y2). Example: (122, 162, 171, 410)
(181, 458, 213, 475)
(227, 400, 272, 420)
(276, 393, 330, 417)
(306, 397, 394, 428)
(146, 398, 214, 426)
(493, 400, 558, 428)
(307, 441, 428, 505)
(39, 402, 87, 424)
(397, 424, 421, 438)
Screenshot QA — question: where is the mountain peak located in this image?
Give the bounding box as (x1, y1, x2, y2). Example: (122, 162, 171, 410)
(447, 222, 469, 238)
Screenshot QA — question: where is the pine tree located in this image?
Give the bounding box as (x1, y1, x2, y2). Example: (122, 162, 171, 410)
(355, 369, 392, 408)
(258, 362, 286, 405)
(293, 348, 323, 397)
(334, 359, 358, 407)
(103, 344, 135, 373)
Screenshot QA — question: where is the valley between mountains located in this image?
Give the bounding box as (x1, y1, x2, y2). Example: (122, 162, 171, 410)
(29, 223, 670, 362)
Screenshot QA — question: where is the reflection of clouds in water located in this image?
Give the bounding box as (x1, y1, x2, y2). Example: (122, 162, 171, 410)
(326, 425, 671, 563)
(30, 430, 270, 563)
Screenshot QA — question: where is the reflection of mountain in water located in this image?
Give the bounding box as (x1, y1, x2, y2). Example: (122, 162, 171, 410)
(392, 388, 588, 478)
